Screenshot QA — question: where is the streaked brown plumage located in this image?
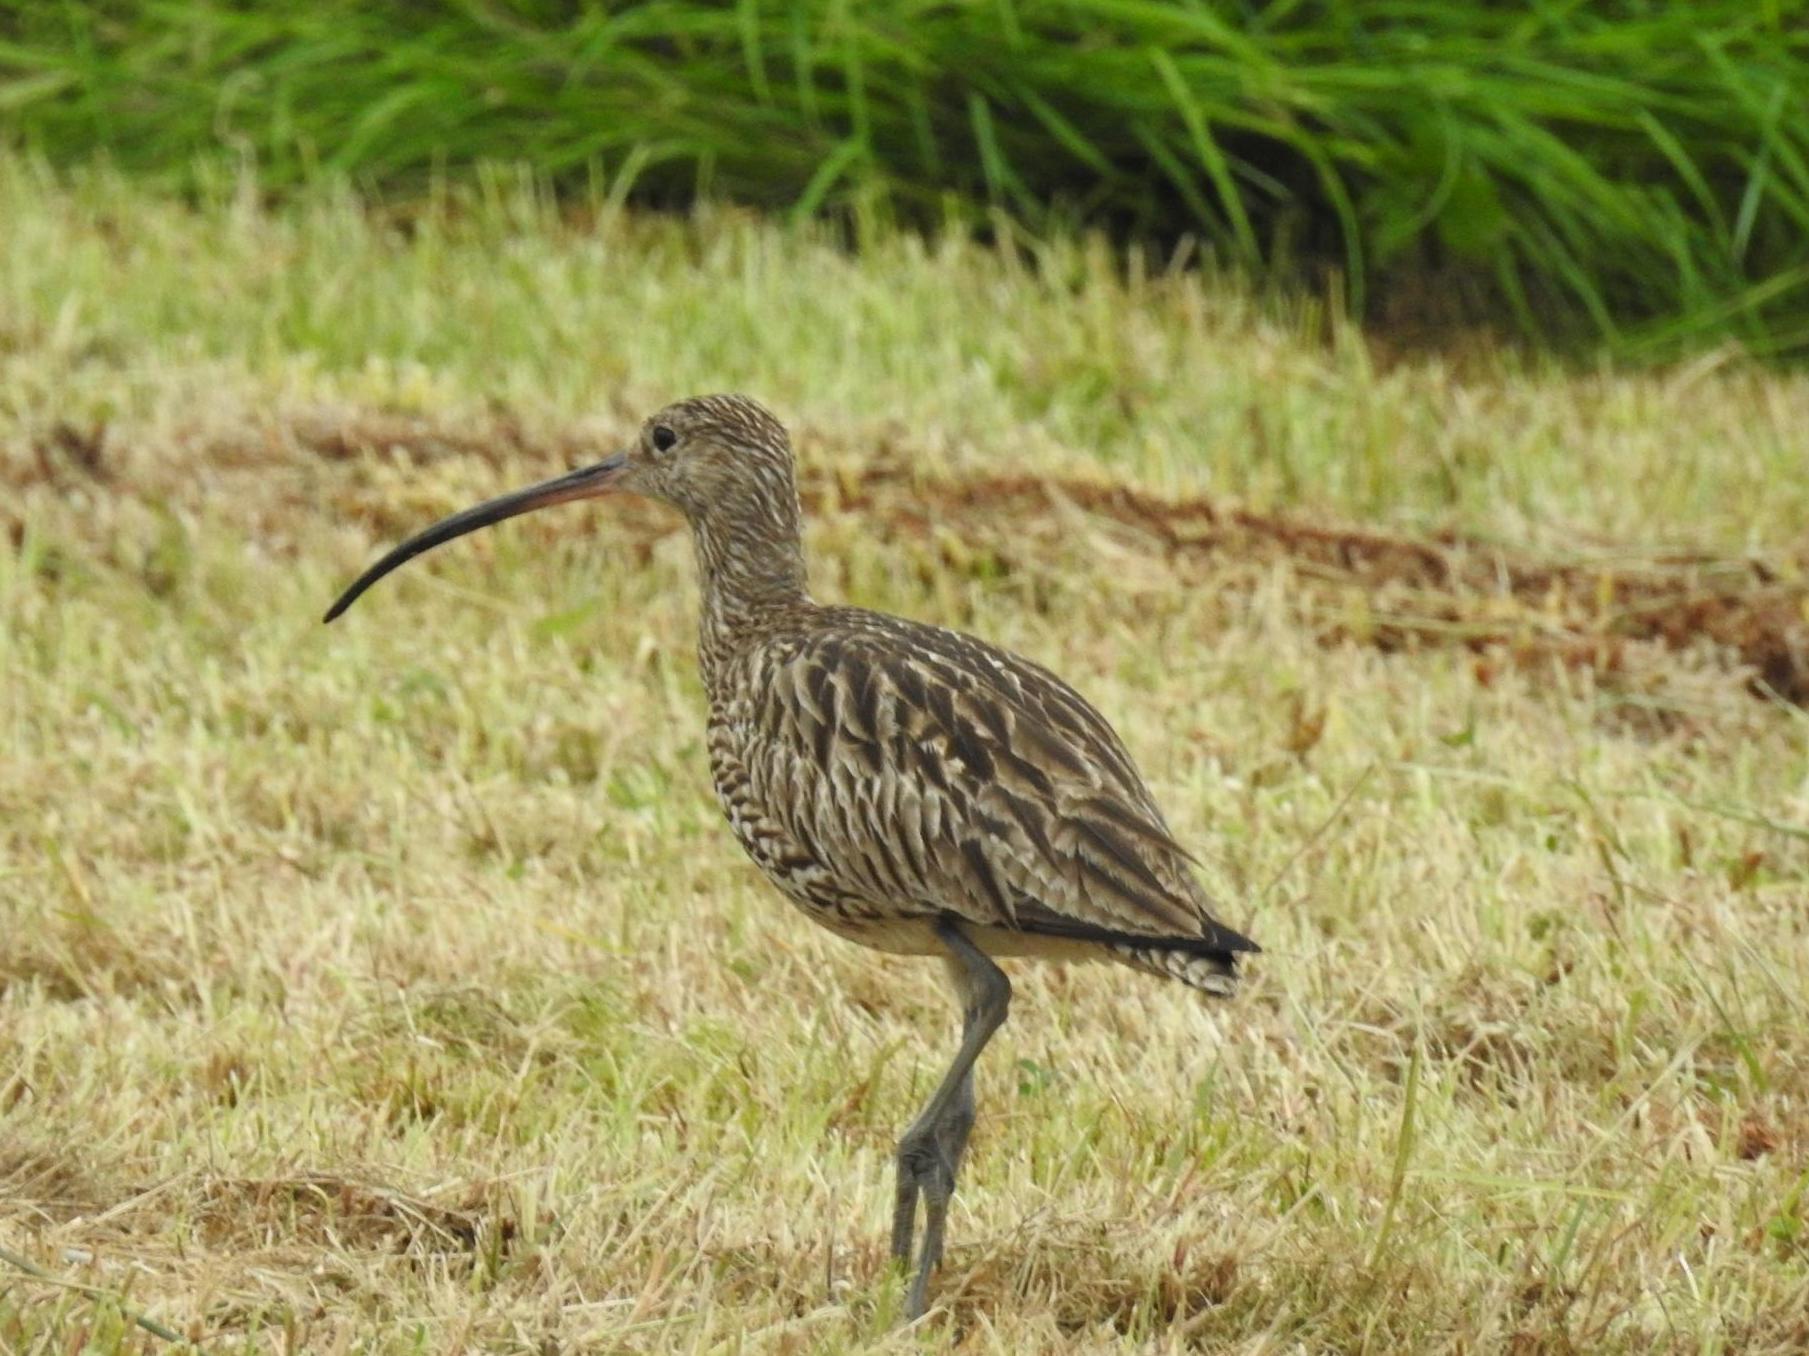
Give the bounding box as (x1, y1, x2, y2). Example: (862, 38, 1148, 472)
(324, 393, 1258, 1320)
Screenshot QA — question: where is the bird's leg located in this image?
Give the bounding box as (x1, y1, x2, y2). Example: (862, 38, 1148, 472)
(908, 1063, 978, 1317)
(934, 1065, 978, 1184)
(890, 918, 1010, 1320)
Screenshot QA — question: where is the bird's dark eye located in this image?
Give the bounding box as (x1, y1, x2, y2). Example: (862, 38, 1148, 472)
(651, 425, 677, 452)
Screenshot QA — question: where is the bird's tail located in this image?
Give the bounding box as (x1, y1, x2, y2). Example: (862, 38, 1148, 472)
(1003, 907, 1256, 997)
(1110, 942, 1242, 997)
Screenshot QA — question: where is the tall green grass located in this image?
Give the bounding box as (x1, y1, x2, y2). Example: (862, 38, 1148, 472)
(3, 1, 1808, 356)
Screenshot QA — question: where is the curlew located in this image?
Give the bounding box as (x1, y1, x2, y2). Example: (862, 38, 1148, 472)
(324, 394, 1258, 1319)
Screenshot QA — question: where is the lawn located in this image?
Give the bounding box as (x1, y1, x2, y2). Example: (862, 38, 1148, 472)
(3, 160, 1808, 1352)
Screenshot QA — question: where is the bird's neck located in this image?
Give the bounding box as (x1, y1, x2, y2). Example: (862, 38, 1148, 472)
(689, 504, 811, 694)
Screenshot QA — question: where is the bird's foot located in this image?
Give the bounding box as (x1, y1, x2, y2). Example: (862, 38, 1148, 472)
(891, 1130, 957, 1320)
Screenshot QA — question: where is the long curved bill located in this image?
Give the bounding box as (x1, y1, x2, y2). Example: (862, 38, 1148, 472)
(322, 452, 630, 623)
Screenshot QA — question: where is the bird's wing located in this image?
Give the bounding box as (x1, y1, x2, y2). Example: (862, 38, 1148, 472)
(736, 613, 1254, 953)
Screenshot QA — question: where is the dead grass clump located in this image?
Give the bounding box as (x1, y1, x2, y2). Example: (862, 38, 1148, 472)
(0, 1145, 108, 1225)
(188, 1174, 497, 1259)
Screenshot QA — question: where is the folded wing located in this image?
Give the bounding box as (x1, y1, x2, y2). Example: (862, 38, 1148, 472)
(738, 611, 1257, 959)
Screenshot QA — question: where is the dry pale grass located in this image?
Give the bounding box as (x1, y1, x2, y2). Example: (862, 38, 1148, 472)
(3, 161, 1809, 1353)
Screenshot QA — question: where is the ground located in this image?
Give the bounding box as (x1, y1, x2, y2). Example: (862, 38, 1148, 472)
(3, 159, 1808, 1353)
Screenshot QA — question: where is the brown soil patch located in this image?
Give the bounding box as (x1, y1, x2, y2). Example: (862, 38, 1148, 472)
(15, 408, 1809, 706)
(818, 460, 1809, 705)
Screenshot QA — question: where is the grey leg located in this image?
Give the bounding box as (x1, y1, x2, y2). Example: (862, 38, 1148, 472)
(935, 1067, 977, 1178)
(890, 919, 1010, 1320)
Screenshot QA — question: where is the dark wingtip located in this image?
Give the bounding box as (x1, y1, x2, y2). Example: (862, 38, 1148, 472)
(1221, 923, 1261, 954)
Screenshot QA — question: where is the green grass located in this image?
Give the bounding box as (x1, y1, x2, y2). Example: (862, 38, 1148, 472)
(3, 164, 1809, 1351)
(4, 1, 1809, 356)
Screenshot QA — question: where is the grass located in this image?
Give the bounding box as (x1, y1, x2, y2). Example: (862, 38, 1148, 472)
(3, 2, 1809, 356)
(3, 160, 1809, 1351)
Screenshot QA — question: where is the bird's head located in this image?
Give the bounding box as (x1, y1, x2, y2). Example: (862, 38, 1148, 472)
(322, 393, 800, 622)
(622, 393, 797, 524)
